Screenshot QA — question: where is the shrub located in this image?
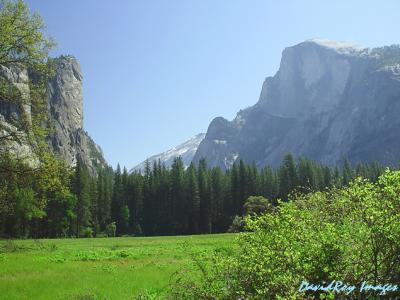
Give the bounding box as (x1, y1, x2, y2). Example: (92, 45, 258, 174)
(81, 227, 93, 238)
(243, 195, 273, 216)
(228, 196, 274, 233)
(170, 170, 400, 299)
(227, 215, 245, 233)
(105, 222, 116, 237)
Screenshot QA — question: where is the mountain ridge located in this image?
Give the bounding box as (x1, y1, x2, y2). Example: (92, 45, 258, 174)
(192, 39, 400, 169)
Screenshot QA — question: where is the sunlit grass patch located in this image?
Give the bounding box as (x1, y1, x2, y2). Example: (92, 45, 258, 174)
(0, 233, 236, 300)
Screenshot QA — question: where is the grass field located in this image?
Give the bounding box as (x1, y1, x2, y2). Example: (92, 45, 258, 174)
(0, 233, 236, 300)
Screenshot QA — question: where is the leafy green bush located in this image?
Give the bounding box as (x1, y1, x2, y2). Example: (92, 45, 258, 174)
(170, 170, 400, 299)
(243, 195, 274, 216)
(81, 227, 94, 238)
(228, 196, 274, 233)
(228, 215, 245, 233)
(105, 222, 116, 237)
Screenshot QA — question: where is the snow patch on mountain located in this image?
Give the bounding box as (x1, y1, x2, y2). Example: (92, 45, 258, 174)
(131, 133, 205, 173)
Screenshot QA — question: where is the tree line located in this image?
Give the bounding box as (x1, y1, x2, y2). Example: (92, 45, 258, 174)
(100, 155, 386, 237)
(1, 150, 388, 238)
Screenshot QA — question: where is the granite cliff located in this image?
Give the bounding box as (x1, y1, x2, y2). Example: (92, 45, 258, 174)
(46, 56, 107, 173)
(193, 39, 400, 169)
(0, 56, 107, 174)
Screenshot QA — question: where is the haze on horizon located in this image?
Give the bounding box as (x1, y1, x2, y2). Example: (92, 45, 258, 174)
(25, 0, 400, 169)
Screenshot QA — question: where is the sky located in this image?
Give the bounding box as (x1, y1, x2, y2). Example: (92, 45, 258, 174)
(25, 0, 400, 169)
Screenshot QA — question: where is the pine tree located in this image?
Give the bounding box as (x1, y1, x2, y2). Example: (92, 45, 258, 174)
(247, 161, 260, 197)
(89, 177, 99, 235)
(198, 159, 212, 233)
(297, 158, 316, 193)
(71, 157, 91, 237)
(96, 169, 112, 231)
(170, 157, 186, 234)
(342, 158, 353, 186)
(120, 204, 130, 234)
(278, 153, 298, 200)
(185, 163, 200, 233)
(118, 167, 130, 234)
(111, 164, 122, 235)
(238, 160, 249, 212)
(230, 163, 240, 216)
(262, 165, 278, 201)
(130, 172, 144, 235)
(322, 165, 333, 189)
(210, 167, 225, 232)
(156, 162, 170, 235)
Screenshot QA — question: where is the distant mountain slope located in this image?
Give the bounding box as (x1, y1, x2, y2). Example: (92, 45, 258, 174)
(131, 133, 205, 172)
(193, 39, 400, 169)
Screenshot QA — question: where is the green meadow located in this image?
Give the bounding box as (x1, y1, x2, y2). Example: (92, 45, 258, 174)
(0, 234, 236, 300)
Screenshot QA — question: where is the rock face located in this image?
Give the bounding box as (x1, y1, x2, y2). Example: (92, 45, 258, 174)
(0, 64, 36, 164)
(46, 56, 107, 173)
(193, 39, 400, 169)
(131, 133, 205, 172)
(0, 56, 107, 174)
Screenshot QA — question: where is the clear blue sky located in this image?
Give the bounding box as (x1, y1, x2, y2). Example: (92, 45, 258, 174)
(25, 0, 400, 169)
